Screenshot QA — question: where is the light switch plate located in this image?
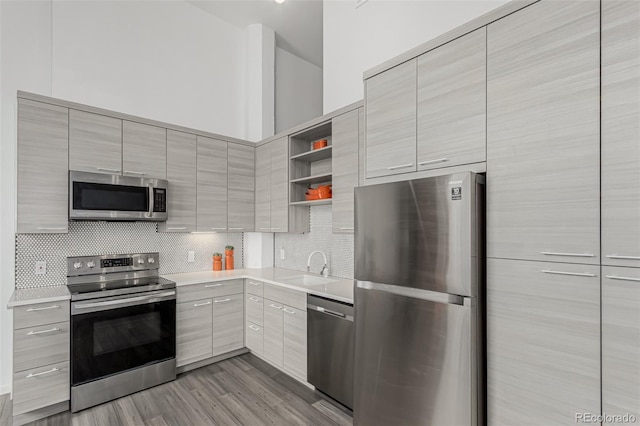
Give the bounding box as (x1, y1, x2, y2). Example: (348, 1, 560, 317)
(188, 251, 195, 262)
(35, 261, 47, 275)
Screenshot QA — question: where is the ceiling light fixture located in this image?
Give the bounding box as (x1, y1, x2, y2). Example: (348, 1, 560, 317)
(274, 0, 285, 4)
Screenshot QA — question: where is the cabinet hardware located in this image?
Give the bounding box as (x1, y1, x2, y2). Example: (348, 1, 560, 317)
(605, 275, 640, 282)
(96, 167, 121, 174)
(26, 305, 60, 312)
(418, 158, 449, 166)
(386, 164, 413, 171)
(340, 227, 355, 231)
(248, 281, 261, 286)
(282, 308, 296, 315)
(541, 270, 596, 277)
(26, 367, 59, 378)
(249, 297, 260, 302)
(193, 301, 212, 307)
(37, 227, 66, 230)
(211, 228, 227, 230)
(204, 284, 222, 288)
(248, 325, 260, 331)
(228, 228, 244, 230)
(540, 251, 595, 258)
(605, 254, 640, 260)
(123, 170, 146, 175)
(167, 227, 187, 230)
(27, 327, 61, 336)
(214, 298, 231, 303)
(271, 228, 281, 231)
(269, 304, 283, 310)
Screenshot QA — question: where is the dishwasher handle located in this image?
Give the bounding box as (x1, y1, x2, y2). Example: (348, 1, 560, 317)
(309, 303, 354, 321)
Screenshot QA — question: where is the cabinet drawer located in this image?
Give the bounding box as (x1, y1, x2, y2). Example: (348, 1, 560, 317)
(177, 299, 213, 367)
(246, 294, 264, 326)
(246, 279, 264, 297)
(12, 360, 70, 416)
(14, 301, 69, 329)
(246, 322, 263, 355)
(264, 284, 306, 311)
(14, 321, 70, 373)
(177, 279, 244, 303)
(212, 293, 244, 356)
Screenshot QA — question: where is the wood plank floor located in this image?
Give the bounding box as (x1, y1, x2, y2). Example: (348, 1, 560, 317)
(0, 354, 353, 426)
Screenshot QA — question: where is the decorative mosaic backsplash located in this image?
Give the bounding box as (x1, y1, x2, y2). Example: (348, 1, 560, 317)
(275, 205, 354, 279)
(15, 222, 243, 288)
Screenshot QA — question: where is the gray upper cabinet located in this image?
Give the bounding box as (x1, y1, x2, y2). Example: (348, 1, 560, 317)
(487, 258, 600, 425)
(417, 28, 486, 171)
(159, 130, 197, 233)
(332, 109, 360, 234)
(270, 137, 289, 233)
(365, 59, 417, 178)
(197, 136, 228, 232)
(486, 0, 601, 264)
(17, 99, 69, 234)
(601, 0, 640, 268)
(69, 110, 122, 175)
(255, 143, 271, 231)
(228, 143, 255, 232)
(122, 120, 166, 179)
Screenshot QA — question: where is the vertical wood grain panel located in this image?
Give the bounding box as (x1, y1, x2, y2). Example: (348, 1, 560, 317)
(196, 136, 228, 232)
(255, 144, 271, 231)
(228, 143, 255, 232)
(122, 121, 166, 179)
(283, 307, 307, 381)
(332, 109, 359, 234)
(263, 301, 284, 367)
(176, 299, 213, 367)
(270, 137, 289, 233)
(69, 110, 122, 174)
(212, 294, 244, 356)
(12, 361, 70, 416)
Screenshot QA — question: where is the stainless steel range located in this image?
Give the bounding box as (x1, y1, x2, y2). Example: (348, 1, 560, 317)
(67, 253, 176, 413)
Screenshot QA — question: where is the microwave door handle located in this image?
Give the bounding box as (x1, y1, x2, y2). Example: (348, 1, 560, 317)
(148, 184, 154, 217)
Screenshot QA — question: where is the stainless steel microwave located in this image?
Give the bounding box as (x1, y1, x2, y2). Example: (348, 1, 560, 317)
(69, 171, 168, 221)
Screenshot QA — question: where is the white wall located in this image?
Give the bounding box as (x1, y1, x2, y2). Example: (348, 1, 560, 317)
(246, 24, 275, 141)
(323, 0, 509, 112)
(0, 0, 249, 395)
(275, 47, 323, 133)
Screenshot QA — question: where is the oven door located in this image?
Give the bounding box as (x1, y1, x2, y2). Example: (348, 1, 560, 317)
(71, 290, 176, 386)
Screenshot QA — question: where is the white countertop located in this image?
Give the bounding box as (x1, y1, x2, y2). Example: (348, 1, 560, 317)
(8, 286, 71, 308)
(162, 267, 354, 304)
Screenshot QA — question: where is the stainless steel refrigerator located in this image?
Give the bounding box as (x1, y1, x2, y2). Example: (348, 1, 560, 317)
(354, 172, 485, 426)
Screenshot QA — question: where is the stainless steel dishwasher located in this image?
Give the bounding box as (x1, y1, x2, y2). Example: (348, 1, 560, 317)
(307, 294, 354, 409)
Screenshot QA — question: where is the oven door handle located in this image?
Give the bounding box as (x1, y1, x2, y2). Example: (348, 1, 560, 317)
(72, 290, 176, 315)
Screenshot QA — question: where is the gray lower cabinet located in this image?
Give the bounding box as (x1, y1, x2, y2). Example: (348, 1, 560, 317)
(197, 136, 228, 232)
(13, 322, 70, 373)
(177, 298, 213, 367)
(486, 0, 601, 264)
(602, 267, 640, 419)
(255, 143, 271, 231)
(246, 294, 263, 326)
(211, 293, 244, 356)
(487, 258, 600, 425)
(365, 59, 417, 178)
(122, 120, 167, 179)
(601, 0, 640, 268)
(417, 27, 486, 171)
(263, 300, 284, 367)
(270, 137, 289, 233)
(12, 361, 70, 418)
(283, 306, 307, 380)
(246, 322, 264, 355)
(159, 130, 197, 233)
(69, 109, 122, 175)
(228, 143, 255, 232)
(332, 109, 360, 234)
(17, 99, 69, 234)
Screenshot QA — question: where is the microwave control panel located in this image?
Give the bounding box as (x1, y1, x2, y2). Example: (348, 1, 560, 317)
(153, 188, 166, 213)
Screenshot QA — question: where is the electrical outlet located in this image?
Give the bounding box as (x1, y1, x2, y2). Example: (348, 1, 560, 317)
(280, 248, 285, 260)
(35, 261, 47, 275)
(188, 251, 195, 262)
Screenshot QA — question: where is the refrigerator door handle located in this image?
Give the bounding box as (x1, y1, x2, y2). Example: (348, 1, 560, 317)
(356, 281, 468, 306)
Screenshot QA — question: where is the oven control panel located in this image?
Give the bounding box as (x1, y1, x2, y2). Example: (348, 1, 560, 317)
(67, 253, 160, 276)
(101, 258, 134, 268)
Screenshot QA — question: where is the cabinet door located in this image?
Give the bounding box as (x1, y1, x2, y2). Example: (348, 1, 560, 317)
(69, 110, 122, 175)
(196, 136, 228, 232)
(212, 294, 244, 356)
(177, 299, 213, 367)
(283, 306, 307, 381)
(122, 121, 166, 179)
(365, 59, 416, 178)
(417, 28, 486, 171)
(17, 99, 69, 233)
(263, 300, 284, 367)
(602, 267, 640, 419)
(159, 130, 196, 233)
(602, 0, 640, 268)
(486, 0, 600, 264)
(246, 322, 263, 355)
(270, 137, 289, 233)
(255, 143, 271, 231)
(332, 109, 359, 234)
(487, 258, 600, 425)
(228, 143, 255, 232)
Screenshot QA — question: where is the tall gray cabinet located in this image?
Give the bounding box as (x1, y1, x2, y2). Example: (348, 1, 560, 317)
(254, 137, 292, 233)
(196, 137, 228, 232)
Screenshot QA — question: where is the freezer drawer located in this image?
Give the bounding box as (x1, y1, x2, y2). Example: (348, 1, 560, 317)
(354, 283, 479, 426)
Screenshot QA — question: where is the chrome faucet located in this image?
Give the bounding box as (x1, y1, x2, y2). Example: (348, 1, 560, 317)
(307, 251, 329, 278)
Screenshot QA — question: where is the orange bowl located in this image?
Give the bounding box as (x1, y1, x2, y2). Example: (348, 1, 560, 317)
(313, 139, 328, 150)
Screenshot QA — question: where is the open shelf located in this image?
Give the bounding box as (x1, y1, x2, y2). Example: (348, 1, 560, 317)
(290, 173, 332, 185)
(290, 199, 333, 206)
(290, 145, 332, 162)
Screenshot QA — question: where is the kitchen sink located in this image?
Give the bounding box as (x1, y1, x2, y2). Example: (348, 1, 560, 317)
(279, 274, 337, 286)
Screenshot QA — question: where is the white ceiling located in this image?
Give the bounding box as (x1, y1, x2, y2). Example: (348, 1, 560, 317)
(186, 0, 324, 68)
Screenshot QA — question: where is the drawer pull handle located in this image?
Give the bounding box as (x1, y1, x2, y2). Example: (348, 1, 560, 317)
(248, 282, 261, 286)
(418, 158, 449, 166)
(606, 254, 640, 260)
(541, 251, 595, 258)
(211, 228, 227, 230)
(36, 227, 66, 230)
(269, 304, 283, 310)
(248, 325, 260, 331)
(27, 327, 61, 336)
(214, 298, 231, 303)
(249, 297, 260, 302)
(606, 275, 640, 282)
(167, 227, 187, 230)
(124, 170, 146, 176)
(541, 270, 596, 278)
(26, 305, 60, 312)
(282, 308, 296, 315)
(97, 167, 121, 174)
(205, 284, 222, 288)
(228, 228, 244, 230)
(26, 368, 59, 378)
(193, 301, 211, 307)
(340, 227, 354, 231)
(386, 163, 413, 171)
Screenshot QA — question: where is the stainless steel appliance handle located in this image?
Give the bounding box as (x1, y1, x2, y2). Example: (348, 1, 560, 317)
(26, 368, 59, 378)
(148, 185, 154, 217)
(357, 281, 467, 306)
(26, 327, 60, 336)
(605, 275, 640, 282)
(540, 251, 595, 258)
(308, 304, 353, 321)
(606, 254, 640, 260)
(26, 305, 60, 312)
(541, 270, 596, 277)
(72, 290, 176, 314)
